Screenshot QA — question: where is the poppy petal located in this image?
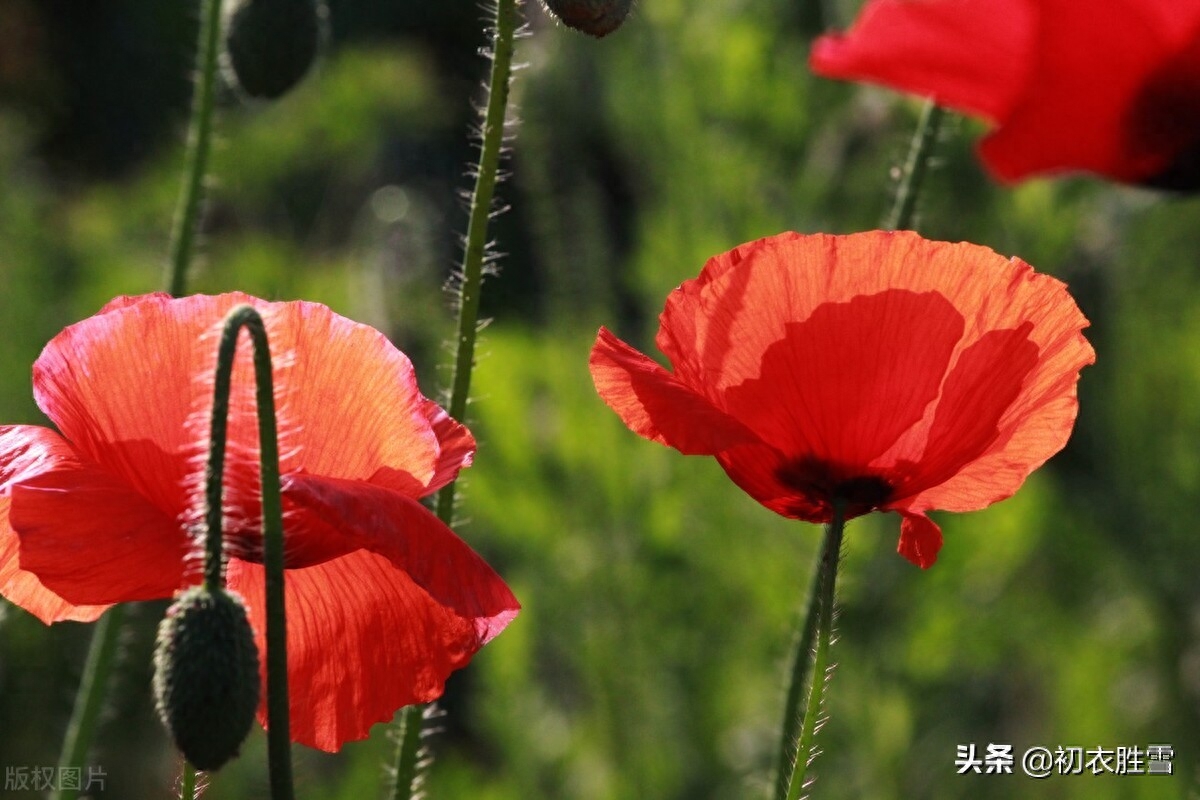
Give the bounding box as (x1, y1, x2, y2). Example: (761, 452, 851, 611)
(656, 233, 976, 396)
(809, 0, 1032, 121)
(419, 398, 476, 495)
(1, 426, 111, 622)
(714, 442, 826, 521)
(253, 300, 442, 487)
(721, 289, 963, 467)
(10, 463, 186, 605)
(903, 326, 1091, 513)
(896, 510, 943, 568)
(227, 550, 502, 751)
(979, 0, 1197, 181)
(590, 327, 761, 455)
(32, 296, 205, 513)
(282, 473, 518, 636)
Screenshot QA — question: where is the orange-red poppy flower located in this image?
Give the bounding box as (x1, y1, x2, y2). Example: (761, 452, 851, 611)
(590, 232, 1094, 567)
(810, 0, 1200, 188)
(0, 292, 519, 751)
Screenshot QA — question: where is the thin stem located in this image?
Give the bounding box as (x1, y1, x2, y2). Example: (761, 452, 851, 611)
(780, 503, 846, 800)
(390, 705, 425, 798)
(210, 305, 292, 800)
(180, 762, 197, 800)
(165, 0, 224, 296)
(389, 3, 520, 798)
(771, 542, 826, 800)
(50, 605, 126, 800)
(883, 99, 944, 232)
(434, 0, 519, 523)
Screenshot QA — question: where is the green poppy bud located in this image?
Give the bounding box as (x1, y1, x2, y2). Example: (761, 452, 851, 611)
(224, 0, 328, 99)
(541, 0, 634, 38)
(153, 586, 261, 771)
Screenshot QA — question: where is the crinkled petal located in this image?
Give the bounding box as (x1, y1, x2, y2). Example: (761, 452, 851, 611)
(0, 426, 112, 622)
(590, 327, 760, 455)
(896, 509, 943, 568)
(228, 549, 512, 751)
(810, 0, 1033, 121)
(282, 473, 518, 637)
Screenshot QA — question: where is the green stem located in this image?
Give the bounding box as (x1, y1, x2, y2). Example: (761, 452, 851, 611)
(50, 605, 126, 800)
(883, 99, 944, 232)
(433, 0, 519, 525)
(210, 305, 292, 800)
(180, 762, 197, 800)
(390, 704, 425, 798)
(165, 0, 224, 296)
(771, 540, 826, 800)
(388, 3, 520, 798)
(779, 503, 846, 800)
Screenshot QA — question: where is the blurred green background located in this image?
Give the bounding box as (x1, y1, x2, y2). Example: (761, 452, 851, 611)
(0, 1, 1197, 798)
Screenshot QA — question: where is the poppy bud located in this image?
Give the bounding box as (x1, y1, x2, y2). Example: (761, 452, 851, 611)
(224, 0, 327, 99)
(153, 586, 261, 771)
(541, 0, 633, 38)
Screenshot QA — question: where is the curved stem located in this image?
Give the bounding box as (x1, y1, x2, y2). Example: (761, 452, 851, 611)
(778, 503, 846, 800)
(210, 305, 292, 800)
(387, 3, 520, 799)
(884, 99, 944, 232)
(165, 0, 224, 296)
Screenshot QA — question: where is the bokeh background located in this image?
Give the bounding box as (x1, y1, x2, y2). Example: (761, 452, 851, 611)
(0, 1, 1197, 798)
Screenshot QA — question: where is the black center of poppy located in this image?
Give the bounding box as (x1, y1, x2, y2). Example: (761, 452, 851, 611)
(775, 456, 893, 519)
(1125, 39, 1200, 191)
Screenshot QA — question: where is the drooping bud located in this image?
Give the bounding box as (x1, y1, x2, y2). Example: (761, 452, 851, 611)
(153, 586, 261, 771)
(541, 0, 634, 38)
(224, 0, 328, 99)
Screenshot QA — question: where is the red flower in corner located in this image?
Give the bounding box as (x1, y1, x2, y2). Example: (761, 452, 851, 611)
(590, 232, 1094, 567)
(810, 0, 1200, 188)
(0, 292, 519, 751)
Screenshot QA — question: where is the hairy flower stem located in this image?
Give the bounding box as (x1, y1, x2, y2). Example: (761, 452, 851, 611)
(776, 502, 845, 800)
(52, 7, 222, 790)
(165, 0, 224, 296)
(771, 542, 825, 800)
(387, 3, 521, 799)
(884, 99, 944, 232)
(434, 0, 520, 523)
(180, 763, 197, 800)
(209, 305, 292, 799)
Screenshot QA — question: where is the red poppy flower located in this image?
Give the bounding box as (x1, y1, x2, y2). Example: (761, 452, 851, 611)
(809, 0, 1200, 188)
(0, 292, 519, 751)
(590, 231, 1094, 567)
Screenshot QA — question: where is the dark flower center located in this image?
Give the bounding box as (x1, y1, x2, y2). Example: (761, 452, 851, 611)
(1126, 36, 1200, 190)
(776, 455, 894, 520)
